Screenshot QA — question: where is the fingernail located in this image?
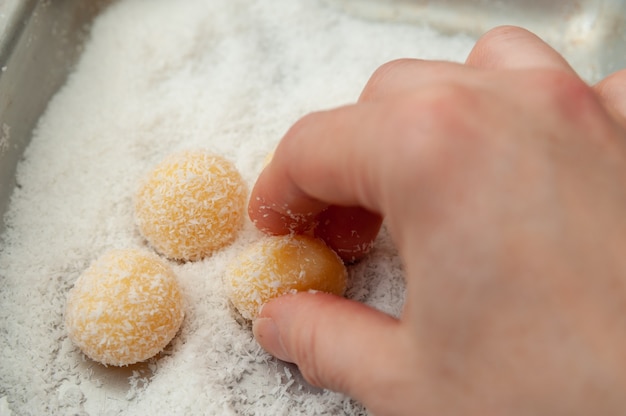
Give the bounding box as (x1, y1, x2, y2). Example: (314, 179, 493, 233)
(253, 317, 292, 362)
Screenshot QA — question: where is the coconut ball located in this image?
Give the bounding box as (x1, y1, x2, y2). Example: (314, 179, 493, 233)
(134, 150, 246, 261)
(226, 235, 347, 320)
(65, 249, 185, 366)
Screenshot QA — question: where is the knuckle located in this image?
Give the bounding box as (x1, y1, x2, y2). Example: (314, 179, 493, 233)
(376, 84, 481, 186)
(537, 70, 599, 119)
(284, 111, 323, 142)
(361, 58, 422, 102)
(389, 83, 480, 144)
(421, 83, 478, 121)
(469, 25, 532, 65)
(279, 110, 329, 161)
(479, 25, 530, 46)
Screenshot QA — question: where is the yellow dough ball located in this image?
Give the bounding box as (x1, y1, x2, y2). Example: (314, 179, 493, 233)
(134, 151, 247, 261)
(65, 249, 185, 366)
(226, 235, 347, 320)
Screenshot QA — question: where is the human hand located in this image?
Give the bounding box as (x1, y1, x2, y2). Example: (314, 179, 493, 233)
(248, 26, 626, 415)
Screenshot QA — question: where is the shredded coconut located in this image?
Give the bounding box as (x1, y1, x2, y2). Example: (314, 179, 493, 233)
(134, 150, 247, 261)
(226, 235, 347, 320)
(0, 0, 474, 414)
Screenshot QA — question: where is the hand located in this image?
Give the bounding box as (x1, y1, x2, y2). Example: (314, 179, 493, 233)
(248, 26, 626, 415)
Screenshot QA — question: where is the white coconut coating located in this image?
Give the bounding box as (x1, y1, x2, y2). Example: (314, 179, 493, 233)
(65, 249, 185, 366)
(134, 151, 247, 261)
(226, 235, 347, 320)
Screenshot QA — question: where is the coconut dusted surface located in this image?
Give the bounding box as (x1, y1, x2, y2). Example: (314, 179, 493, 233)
(0, 0, 474, 414)
(227, 235, 348, 320)
(65, 249, 185, 366)
(134, 151, 246, 261)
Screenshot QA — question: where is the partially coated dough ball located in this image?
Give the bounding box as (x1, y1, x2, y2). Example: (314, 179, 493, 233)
(134, 150, 246, 261)
(65, 249, 185, 366)
(226, 235, 347, 320)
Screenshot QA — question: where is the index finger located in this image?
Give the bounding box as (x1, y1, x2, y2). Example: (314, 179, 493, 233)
(248, 103, 387, 260)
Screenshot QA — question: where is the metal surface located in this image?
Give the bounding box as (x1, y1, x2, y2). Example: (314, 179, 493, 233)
(0, 0, 109, 233)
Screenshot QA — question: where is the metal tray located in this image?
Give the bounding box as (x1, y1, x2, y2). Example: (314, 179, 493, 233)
(0, 0, 110, 233)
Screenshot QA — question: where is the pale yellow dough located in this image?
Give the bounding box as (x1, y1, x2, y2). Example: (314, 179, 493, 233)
(226, 235, 347, 320)
(65, 249, 185, 366)
(134, 150, 246, 261)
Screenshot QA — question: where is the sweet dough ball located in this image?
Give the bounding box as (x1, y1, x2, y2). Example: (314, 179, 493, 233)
(134, 151, 246, 261)
(226, 235, 347, 320)
(65, 249, 185, 366)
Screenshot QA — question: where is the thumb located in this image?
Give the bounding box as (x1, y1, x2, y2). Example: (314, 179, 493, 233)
(252, 292, 416, 409)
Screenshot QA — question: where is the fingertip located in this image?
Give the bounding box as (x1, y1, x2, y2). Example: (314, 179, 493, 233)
(253, 316, 292, 362)
(247, 193, 312, 235)
(358, 58, 424, 103)
(247, 165, 325, 235)
(314, 206, 382, 263)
